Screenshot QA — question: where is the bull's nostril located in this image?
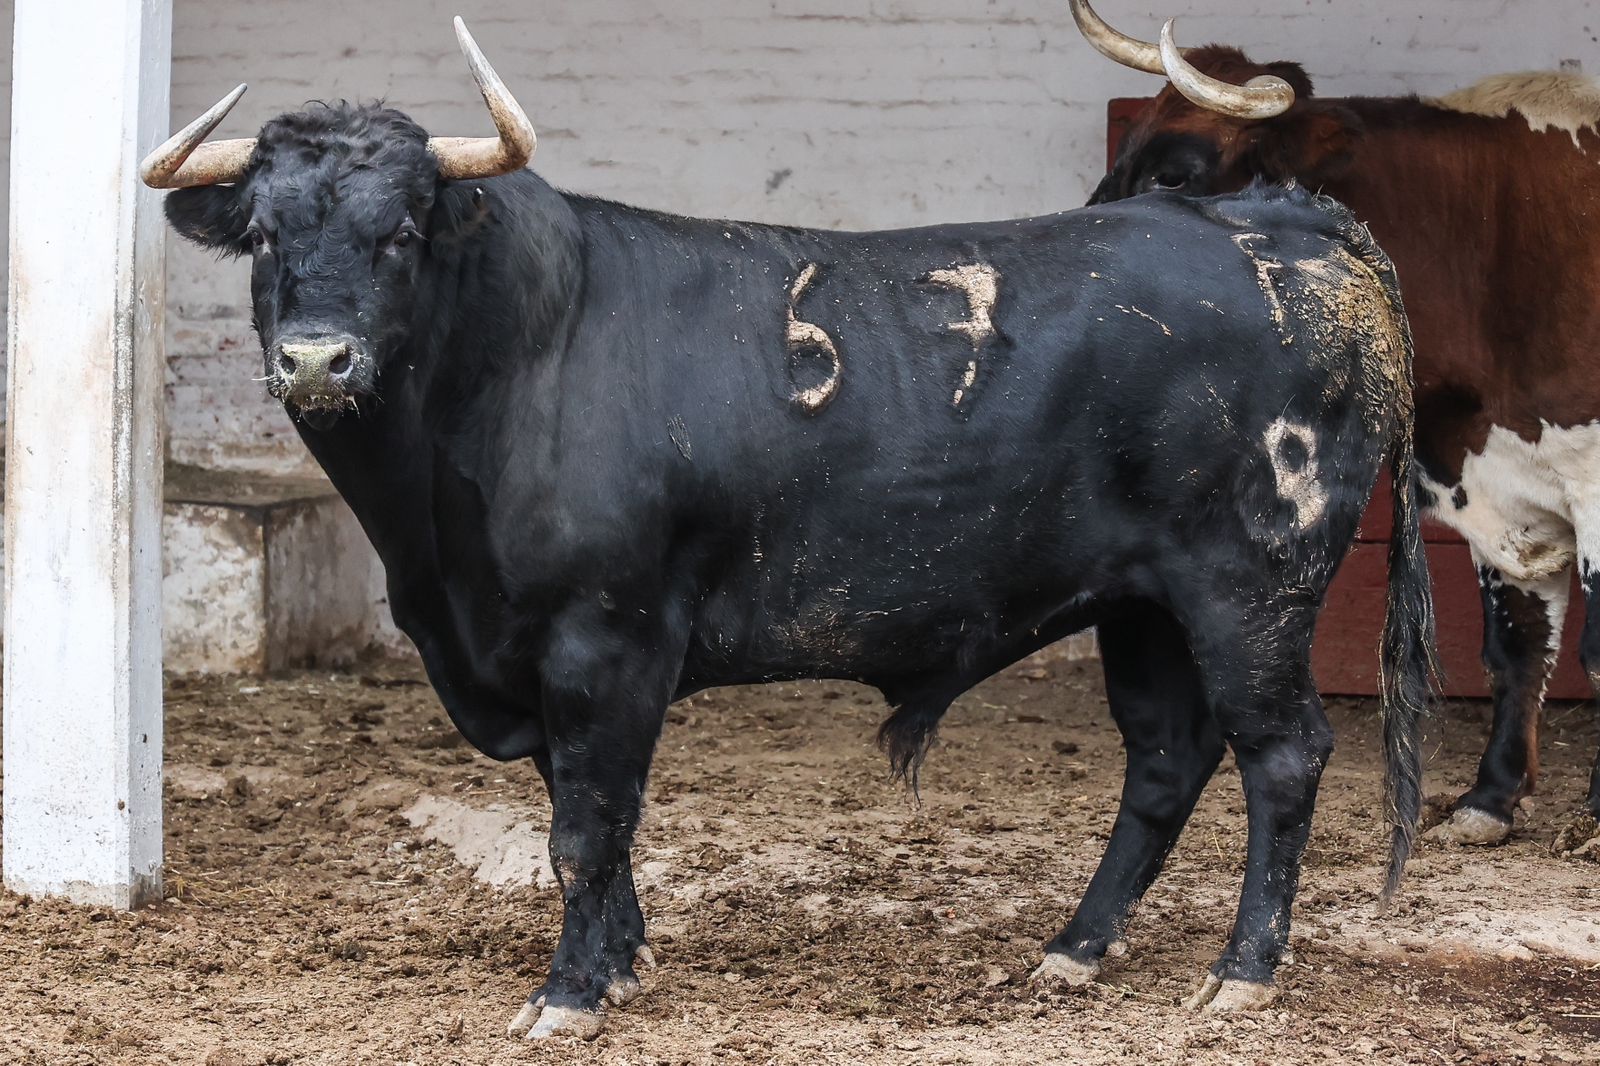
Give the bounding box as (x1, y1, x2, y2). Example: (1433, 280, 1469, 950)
(279, 354, 298, 375)
(329, 352, 352, 376)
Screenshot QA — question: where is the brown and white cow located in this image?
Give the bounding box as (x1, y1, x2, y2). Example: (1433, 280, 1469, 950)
(1074, 0, 1600, 848)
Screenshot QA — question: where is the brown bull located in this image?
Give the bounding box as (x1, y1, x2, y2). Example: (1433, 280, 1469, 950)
(1077, 0, 1600, 849)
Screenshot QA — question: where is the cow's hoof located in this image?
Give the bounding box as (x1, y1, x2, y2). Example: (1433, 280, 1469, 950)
(634, 943, 657, 971)
(1029, 952, 1099, 988)
(1183, 974, 1276, 1012)
(520, 1004, 605, 1041)
(1425, 806, 1512, 846)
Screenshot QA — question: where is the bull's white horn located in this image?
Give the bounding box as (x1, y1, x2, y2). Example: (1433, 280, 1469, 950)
(426, 17, 537, 180)
(1158, 19, 1296, 120)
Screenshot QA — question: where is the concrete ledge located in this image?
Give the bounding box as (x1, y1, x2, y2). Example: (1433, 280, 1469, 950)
(160, 466, 403, 674)
(2, 459, 406, 674)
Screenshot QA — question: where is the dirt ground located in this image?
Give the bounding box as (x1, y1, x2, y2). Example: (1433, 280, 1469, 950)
(1, 653, 1597, 1065)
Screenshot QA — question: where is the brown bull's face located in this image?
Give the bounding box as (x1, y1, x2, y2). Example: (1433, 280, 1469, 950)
(1087, 48, 1363, 207)
(1090, 124, 1226, 203)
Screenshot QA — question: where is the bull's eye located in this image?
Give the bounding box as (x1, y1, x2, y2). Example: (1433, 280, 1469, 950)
(391, 226, 419, 250)
(246, 224, 269, 252)
(1155, 173, 1188, 190)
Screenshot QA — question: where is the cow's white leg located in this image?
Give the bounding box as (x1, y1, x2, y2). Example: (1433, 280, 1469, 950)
(1570, 511, 1600, 837)
(1419, 424, 1584, 847)
(1431, 562, 1569, 846)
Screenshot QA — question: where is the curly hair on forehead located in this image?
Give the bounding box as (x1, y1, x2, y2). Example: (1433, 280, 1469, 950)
(253, 101, 438, 190)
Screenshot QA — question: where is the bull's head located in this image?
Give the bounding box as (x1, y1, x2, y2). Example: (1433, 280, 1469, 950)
(142, 18, 535, 426)
(1073, 0, 1362, 204)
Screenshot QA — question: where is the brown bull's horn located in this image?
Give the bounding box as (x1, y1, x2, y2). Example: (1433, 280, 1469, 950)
(139, 83, 257, 189)
(1159, 19, 1295, 119)
(427, 16, 537, 180)
(1069, 0, 1166, 75)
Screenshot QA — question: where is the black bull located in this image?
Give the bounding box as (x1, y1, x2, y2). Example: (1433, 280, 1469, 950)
(160, 105, 1434, 1034)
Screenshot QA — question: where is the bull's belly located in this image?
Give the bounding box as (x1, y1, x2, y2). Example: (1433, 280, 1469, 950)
(1420, 421, 1600, 583)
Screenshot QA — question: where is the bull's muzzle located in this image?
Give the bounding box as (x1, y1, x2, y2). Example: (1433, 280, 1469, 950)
(272, 336, 363, 415)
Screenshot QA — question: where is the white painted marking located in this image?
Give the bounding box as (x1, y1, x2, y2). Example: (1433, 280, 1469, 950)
(1113, 303, 1172, 336)
(1263, 418, 1328, 530)
(3, 0, 170, 909)
(924, 263, 1000, 406)
(786, 262, 841, 413)
(1231, 233, 1291, 345)
(925, 264, 999, 348)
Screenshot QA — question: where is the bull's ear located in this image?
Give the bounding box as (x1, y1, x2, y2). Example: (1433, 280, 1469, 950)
(1240, 101, 1364, 186)
(164, 186, 250, 255)
(425, 182, 494, 254)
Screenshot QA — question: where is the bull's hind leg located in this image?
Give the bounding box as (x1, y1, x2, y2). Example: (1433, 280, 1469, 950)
(1183, 614, 1332, 1013)
(1432, 563, 1568, 846)
(1032, 606, 1224, 988)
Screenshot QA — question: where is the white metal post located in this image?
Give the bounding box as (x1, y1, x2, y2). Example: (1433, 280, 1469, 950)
(4, 0, 171, 908)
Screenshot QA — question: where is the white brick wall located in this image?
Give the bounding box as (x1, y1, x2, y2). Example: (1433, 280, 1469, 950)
(0, 1, 1594, 470)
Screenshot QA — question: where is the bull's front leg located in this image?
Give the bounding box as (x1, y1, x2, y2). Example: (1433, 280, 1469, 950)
(509, 755, 654, 1029)
(507, 620, 681, 1041)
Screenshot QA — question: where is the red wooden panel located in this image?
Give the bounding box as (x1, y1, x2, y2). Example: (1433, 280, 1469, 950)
(1106, 98, 1150, 169)
(1313, 541, 1590, 699)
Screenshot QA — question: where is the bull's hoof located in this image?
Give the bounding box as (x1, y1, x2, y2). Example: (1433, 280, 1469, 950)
(605, 974, 643, 1007)
(1029, 952, 1099, 988)
(1182, 974, 1277, 1012)
(634, 943, 658, 971)
(505, 1000, 543, 1038)
(511, 1004, 605, 1041)
(1425, 806, 1512, 846)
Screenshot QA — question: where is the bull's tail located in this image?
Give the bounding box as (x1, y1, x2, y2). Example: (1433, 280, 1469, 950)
(877, 697, 948, 796)
(1342, 209, 1440, 910)
(1377, 415, 1438, 908)
(1306, 192, 1439, 908)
